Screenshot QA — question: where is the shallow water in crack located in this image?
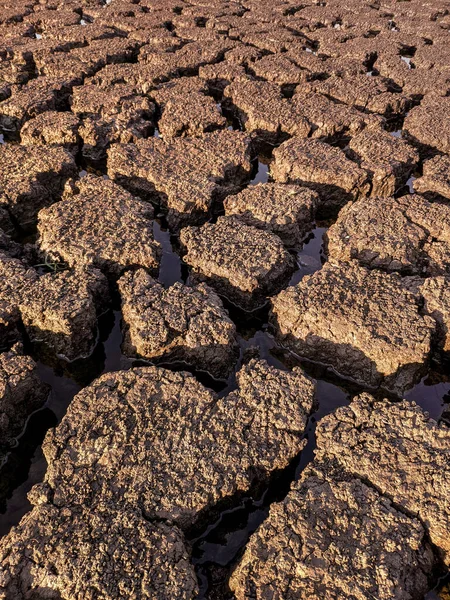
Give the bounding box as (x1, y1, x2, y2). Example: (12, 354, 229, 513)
(289, 226, 327, 285)
(192, 375, 351, 598)
(153, 219, 183, 287)
(0, 179, 448, 598)
(249, 159, 270, 185)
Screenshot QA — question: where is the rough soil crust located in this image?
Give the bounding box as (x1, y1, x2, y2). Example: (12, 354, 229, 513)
(118, 269, 237, 378)
(1, 0, 450, 597)
(271, 261, 435, 394)
(0, 361, 315, 598)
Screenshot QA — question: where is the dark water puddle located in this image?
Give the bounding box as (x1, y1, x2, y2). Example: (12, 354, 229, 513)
(405, 374, 450, 420)
(153, 220, 183, 286)
(289, 226, 327, 285)
(249, 159, 270, 186)
(407, 174, 416, 193)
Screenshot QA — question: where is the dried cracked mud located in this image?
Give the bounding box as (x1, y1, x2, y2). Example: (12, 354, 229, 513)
(0, 0, 449, 598)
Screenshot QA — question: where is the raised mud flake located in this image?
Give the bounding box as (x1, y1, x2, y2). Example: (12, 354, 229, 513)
(0, 503, 198, 600)
(250, 53, 310, 85)
(23, 7, 81, 28)
(271, 261, 435, 394)
(230, 462, 435, 600)
(150, 77, 226, 138)
(198, 61, 247, 92)
(223, 44, 263, 67)
(41, 22, 127, 46)
(118, 269, 237, 378)
(20, 110, 80, 153)
(33, 52, 93, 89)
(72, 83, 155, 161)
(404, 95, 450, 155)
(71, 83, 155, 122)
(107, 130, 254, 230)
(223, 78, 311, 142)
(0, 77, 72, 133)
(402, 69, 450, 99)
(240, 26, 299, 54)
(271, 138, 370, 214)
(412, 42, 450, 72)
(291, 89, 384, 141)
(138, 39, 236, 78)
(41, 360, 315, 528)
(414, 154, 450, 200)
(419, 276, 450, 352)
(223, 183, 318, 247)
(19, 268, 109, 361)
(326, 194, 450, 276)
(0, 144, 77, 230)
(87, 62, 171, 93)
(316, 395, 450, 564)
(37, 175, 160, 278)
(136, 31, 183, 54)
(305, 74, 410, 116)
(0, 343, 49, 446)
(0, 252, 38, 348)
(180, 216, 295, 310)
(69, 37, 142, 72)
(348, 128, 419, 197)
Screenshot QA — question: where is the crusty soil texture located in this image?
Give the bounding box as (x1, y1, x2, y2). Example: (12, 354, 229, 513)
(0, 0, 449, 598)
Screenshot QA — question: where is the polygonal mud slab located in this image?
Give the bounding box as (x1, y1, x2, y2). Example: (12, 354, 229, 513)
(137, 39, 236, 78)
(291, 89, 384, 141)
(72, 83, 155, 162)
(0, 144, 77, 230)
(199, 61, 247, 92)
(414, 154, 450, 201)
(348, 128, 419, 196)
(419, 276, 450, 352)
(271, 261, 435, 394)
(180, 216, 295, 310)
(250, 53, 309, 85)
(150, 77, 226, 138)
(20, 268, 109, 361)
(20, 110, 80, 153)
(304, 74, 410, 116)
(39, 360, 314, 530)
(0, 252, 38, 347)
(118, 269, 237, 378)
(230, 462, 435, 600)
(0, 502, 198, 600)
(404, 96, 450, 155)
(108, 130, 254, 230)
(316, 394, 450, 564)
(223, 78, 310, 143)
(0, 343, 49, 446)
(326, 194, 450, 276)
(37, 175, 160, 278)
(271, 138, 370, 215)
(223, 183, 318, 247)
(0, 77, 72, 133)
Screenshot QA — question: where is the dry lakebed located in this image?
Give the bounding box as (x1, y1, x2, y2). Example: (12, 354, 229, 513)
(0, 0, 449, 598)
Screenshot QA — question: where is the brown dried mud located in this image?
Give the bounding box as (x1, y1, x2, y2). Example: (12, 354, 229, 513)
(0, 0, 449, 599)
